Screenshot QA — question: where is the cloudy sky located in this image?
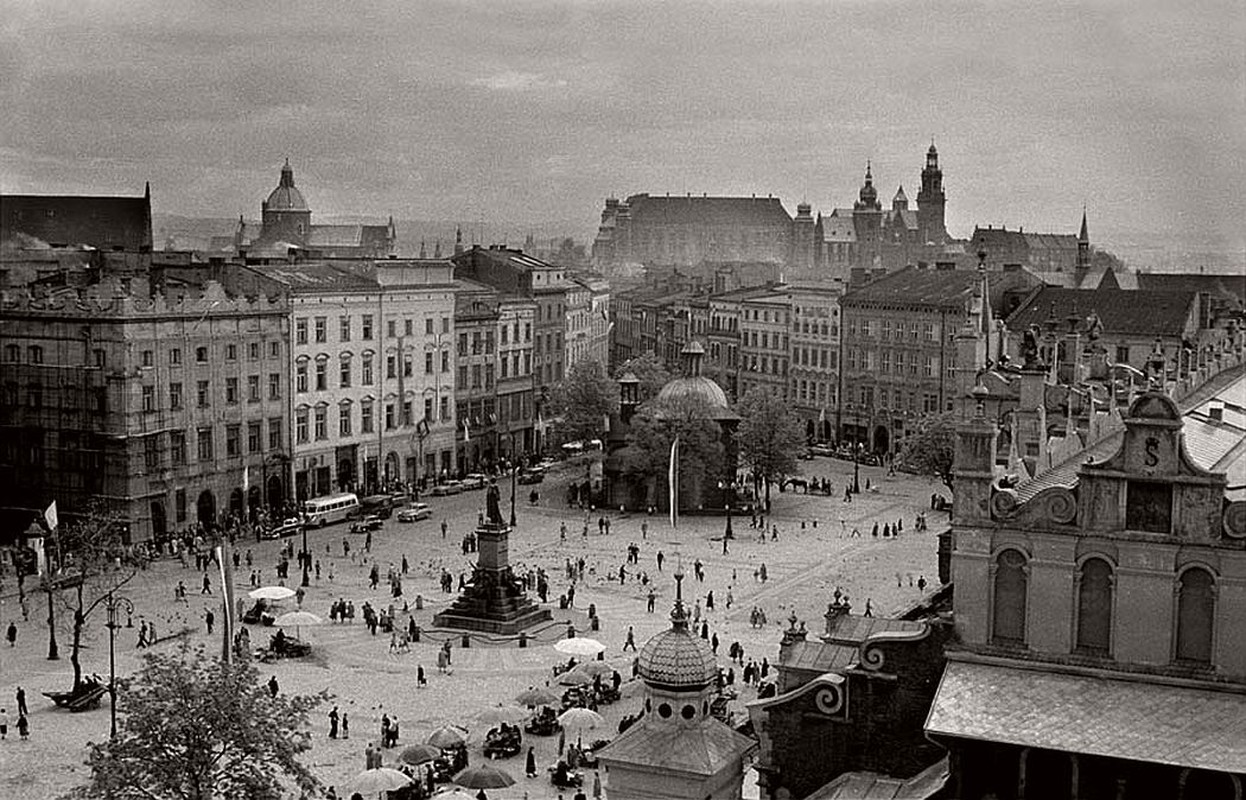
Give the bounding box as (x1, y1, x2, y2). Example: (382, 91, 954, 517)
(2, 0, 1242, 253)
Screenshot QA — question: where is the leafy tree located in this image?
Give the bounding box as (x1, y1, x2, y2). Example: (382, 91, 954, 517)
(550, 358, 618, 444)
(622, 394, 724, 510)
(735, 386, 805, 512)
(49, 501, 138, 692)
(615, 353, 672, 405)
(71, 644, 327, 800)
(898, 412, 958, 493)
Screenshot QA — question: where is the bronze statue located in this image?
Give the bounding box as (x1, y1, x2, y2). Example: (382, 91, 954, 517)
(486, 480, 504, 525)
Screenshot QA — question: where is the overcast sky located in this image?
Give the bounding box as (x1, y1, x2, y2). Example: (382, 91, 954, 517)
(2, 0, 1242, 253)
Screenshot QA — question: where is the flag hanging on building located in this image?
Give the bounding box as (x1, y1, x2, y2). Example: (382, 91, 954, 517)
(463, 418, 471, 443)
(44, 500, 58, 531)
(242, 466, 249, 493)
(668, 436, 680, 528)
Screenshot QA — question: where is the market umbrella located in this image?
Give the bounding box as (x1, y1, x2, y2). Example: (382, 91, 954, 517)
(557, 668, 594, 686)
(430, 790, 477, 800)
(273, 610, 323, 640)
(477, 703, 530, 726)
(398, 743, 442, 766)
(352, 767, 412, 793)
(554, 636, 605, 657)
(427, 725, 468, 749)
(249, 585, 296, 601)
(576, 660, 615, 678)
(557, 707, 604, 734)
(454, 763, 516, 789)
(514, 686, 559, 707)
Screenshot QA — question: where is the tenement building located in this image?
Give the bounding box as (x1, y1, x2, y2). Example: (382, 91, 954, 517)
(0, 273, 290, 543)
(926, 389, 1246, 799)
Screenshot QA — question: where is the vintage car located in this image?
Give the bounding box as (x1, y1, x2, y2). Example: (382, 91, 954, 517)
(459, 473, 488, 491)
(396, 502, 432, 523)
(517, 468, 545, 485)
(349, 515, 384, 533)
(431, 481, 462, 496)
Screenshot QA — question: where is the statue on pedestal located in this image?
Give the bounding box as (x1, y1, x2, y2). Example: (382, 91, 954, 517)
(486, 480, 505, 526)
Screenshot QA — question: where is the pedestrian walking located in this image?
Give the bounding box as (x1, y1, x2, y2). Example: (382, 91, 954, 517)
(329, 706, 340, 739)
(204, 609, 214, 635)
(0, 708, 8, 740)
(268, 676, 279, 697)
(526, 745, 537, 777)
(16, 713, 28, 741)
(341, 711, 350, 739)
(6, 621, 16, 647)
(16, 687, 28, 717)
(201, 573, 212, 594)
(623, 626, 636, 652)
(417, 665, 427, 687)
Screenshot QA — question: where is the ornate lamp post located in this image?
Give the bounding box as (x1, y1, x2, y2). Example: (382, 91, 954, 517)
(717, 479, 736, 540)
(103, 590, 134, 739)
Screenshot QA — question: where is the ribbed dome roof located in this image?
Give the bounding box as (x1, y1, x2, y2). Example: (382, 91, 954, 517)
(637, 572, 717, 691)
(655, 340, 728, 409)
(265, 159, 309, 212)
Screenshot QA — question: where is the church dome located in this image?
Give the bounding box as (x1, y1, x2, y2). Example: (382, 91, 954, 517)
(637, 574, 718, 691)
(265, 159, 309, 212)
(655, 341, 729, 409)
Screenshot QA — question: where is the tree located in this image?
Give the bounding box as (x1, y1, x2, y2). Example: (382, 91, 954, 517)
(623, 395, 724, 511)
(735, 387, 805, 512)
(72, 644, 327, 800)
(615, 353, 672, 405)
(550, 358, 619, 445)
(898, 412, 958, 493)
(51, 502, 138, 692)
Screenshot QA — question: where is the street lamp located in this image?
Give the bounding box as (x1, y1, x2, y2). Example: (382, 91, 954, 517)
(717, 479, 736, 540)
(103, 590, 134, 739)
(509, 430, 519, 527)
(300, 521, 310, 588)
(852, 441, 862, 495)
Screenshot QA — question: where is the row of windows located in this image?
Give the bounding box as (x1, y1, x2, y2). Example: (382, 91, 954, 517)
(744, 331, 788, 351)
(3, 383, 107, 412)
(795, 379, 837, 406)
(4, 341, 282, 369)
(795, 347, 837, 370)
(849, 386, 942, 414)
(847, 319, 938, 341)
(846, 349, 936, 376)
(6, 344, 106, 368)
(743, 355, 788, 377)
(152, 418, 283, 469)
(294, 396, 454, 443)
(992, 551, 1216, 664)
(142, 374, 282, 412)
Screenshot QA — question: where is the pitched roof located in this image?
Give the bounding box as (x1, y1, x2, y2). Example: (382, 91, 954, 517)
(2, 192, 152, 251)
(253, 263, 377, 292)
(926, 659, 1246, 773)
(1003, 286, 1197, 338)
(807, 756, 949, 800)
(1136, 273, 1246, 306)
(625, 193, 794, 228)
(596, 715, 755, 776)
(841, 267, 981, 309)
(307, 225, 363, 247)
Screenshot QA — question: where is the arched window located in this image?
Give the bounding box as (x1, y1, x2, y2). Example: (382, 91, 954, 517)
(992, 549, 1028, 645)
(1176, 568, 1215, 664)
(1076, 558, 1113, 655)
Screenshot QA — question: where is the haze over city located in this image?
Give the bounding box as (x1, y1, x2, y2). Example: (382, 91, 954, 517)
(2, 0, 1243, 257)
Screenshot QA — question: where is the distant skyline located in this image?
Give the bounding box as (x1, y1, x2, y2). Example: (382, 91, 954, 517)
(2, 0, 1243, 256)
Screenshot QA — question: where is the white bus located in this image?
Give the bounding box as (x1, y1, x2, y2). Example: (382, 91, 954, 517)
(303, 493, 360, 527)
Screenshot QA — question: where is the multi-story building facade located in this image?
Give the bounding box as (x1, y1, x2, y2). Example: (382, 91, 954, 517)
(0, 272, 290, 543)
(787, 282, 841, 440)
(738, 292, 790, 401)
(705, 286, 772, 403)
(572, 273, 612, 369)
(454, 284, 500, 472)
(564, 277, 592, 370)
(497, 295, 536, 460)
(927, 387, 1246, 799)
(451, 246, 571, 455)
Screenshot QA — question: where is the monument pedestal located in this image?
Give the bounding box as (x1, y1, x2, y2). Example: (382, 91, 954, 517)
(432, 521, 552, 635)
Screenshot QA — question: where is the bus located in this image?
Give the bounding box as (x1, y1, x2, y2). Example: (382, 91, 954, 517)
(302, 493, 360, 527)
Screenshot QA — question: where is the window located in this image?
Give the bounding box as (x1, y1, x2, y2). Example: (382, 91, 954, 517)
(249, 342, 260, 360)
(314, 406, 327, 439)
(225, 377, 239, 404)
(525, 323, 531, 342)
(340, 316, 351, 342)
(197, 380, 210, 408)
(142, 349, 154, 367)
(387, 356, 396, 379)
(268, 418, 282, 451)
(405, 319, 413, 336)
(247, 421, 261, 454)
(226, 344, 237, 361)
(361, 400, 374, 434)
(362, 354, 374, 385)
(1126, 480, 1172, 533)
(923, 356, 934, 377)
(459, 333, 468, 353)
(315, 360, 327, 391)
(1175, 568, 1215, 664)
(169, 382, 183, 410)
(1076, 558, 1113, 655)
(458, 365, 468, 388)
(471, 364, 481, 389)
(296, 318, 309, 344)
(28, 345, 44, 364)
(425, 352, 433, 375)
(175, 489, 187, 522)
(196, 346, 208, 363)
(4, 344, 18, 362)
(501, 356, 509, 378)
(269, 341, 280, 358)
(248, 375, 260, 402)
(385, 403, 395, 430)
(440, 397, 449, 422)
(225, 424, 241, 457)
(387, 319, 396, 338)
(424, 397, 434, 423)
(425, 318, 434, 335)
(197, 427, 213, 461)
(314, 317, 327, 343)
(991, 549, 1028, 645)
(443, 317, 450, 333)
(340, 357, 352, 389)
(142, 385, 156, 412)
(94, 348, 106, 367)
(485, 364, 494, 389)
(402, 401, 412, 426)
(170, 431, 186, 466)
(339, 404, 352, 437)
(501, 325, 509, 345)
(441, 351, 449, 373)
(362, 315, 374, 340)
(269, 372, 282, 400)
(296, 409, 309, 443)
(403, 354, 413, 378)
(170, 347, 182, 365)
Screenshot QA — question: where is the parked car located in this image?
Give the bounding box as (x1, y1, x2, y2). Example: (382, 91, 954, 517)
(517, 469, 545, 485)
(460, 473, 488, 491)
(431, 481, 462, 496)
(349, 515, 384, 533)
(396, 502, 432, 523)
(810, 443, 836, 457)
(259, 520, 304, 540)
(351, 494, 396, 520)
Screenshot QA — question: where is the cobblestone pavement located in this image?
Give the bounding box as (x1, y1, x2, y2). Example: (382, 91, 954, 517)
(0, 455, 942, 799)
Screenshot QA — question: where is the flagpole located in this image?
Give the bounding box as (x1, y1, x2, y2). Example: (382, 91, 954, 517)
(668, 436, 679, 529)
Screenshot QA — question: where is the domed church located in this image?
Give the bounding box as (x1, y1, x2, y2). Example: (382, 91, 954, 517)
(597, 568, 756, 799)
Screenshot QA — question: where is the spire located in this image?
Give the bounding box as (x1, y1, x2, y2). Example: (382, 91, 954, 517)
(669, 567, 690, 631)
(279, 158, 295, 188)
(419, 239, 427, 259)
(144, 181, 151, 199)
(454, 225, 464, 256)
(1079, 207, 1089, 243)
(433, 239, 442, 259)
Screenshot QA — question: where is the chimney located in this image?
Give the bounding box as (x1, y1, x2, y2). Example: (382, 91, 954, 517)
(1209, 402, 1224, 422)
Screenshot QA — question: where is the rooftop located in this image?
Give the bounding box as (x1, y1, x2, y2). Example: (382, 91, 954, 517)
(625, 193, 794, 228)
(1004, 286, 1198, 338)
